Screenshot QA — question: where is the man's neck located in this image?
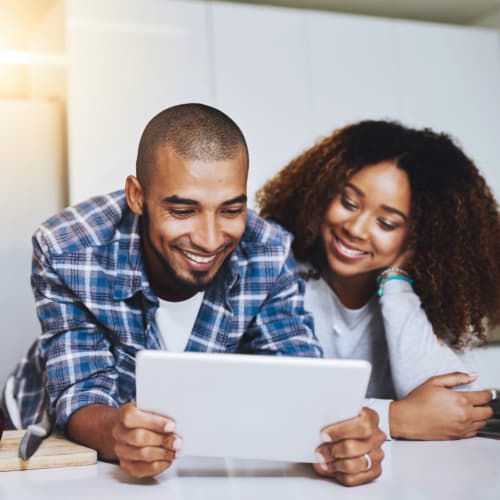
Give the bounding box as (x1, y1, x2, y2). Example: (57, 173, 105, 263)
(153, 284, 199, 303)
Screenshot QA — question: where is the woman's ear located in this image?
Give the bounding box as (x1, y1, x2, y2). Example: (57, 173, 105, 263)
(125, 175, 144, 216)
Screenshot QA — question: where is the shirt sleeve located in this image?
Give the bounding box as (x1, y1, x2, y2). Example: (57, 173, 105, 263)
(380, 280, 479, 399)
(31, 230, 121, 431)
(241, 250, 323, 358)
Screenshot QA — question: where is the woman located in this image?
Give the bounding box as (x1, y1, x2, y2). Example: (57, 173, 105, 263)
(257, 120, 500, 440)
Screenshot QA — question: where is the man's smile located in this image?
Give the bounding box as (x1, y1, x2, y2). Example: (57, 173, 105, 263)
(181, 250, 218, 264)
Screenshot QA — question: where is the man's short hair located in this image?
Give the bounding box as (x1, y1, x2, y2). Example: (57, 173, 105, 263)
(136, 103, 248, 187)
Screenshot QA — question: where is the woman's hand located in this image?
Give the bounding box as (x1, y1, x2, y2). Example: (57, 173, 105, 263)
(389, 373, 494, 440)
(389, 245, 414, 270)
(313, 407, 386, 486)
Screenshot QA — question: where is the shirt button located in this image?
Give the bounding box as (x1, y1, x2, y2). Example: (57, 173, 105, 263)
(332, 324, 341, 336)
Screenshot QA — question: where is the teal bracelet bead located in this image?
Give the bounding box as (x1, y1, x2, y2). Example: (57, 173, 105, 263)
(377, 275, 414, 297)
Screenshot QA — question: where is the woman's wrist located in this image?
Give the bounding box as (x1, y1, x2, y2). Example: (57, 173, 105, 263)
(377, 267, 411, 281)
(377, 267, 414, 297)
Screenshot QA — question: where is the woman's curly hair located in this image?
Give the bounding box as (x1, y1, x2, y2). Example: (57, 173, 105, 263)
(256, 120, 500, 350)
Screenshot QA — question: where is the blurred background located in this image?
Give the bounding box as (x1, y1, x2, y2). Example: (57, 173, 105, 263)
(1, 0, 499, 389)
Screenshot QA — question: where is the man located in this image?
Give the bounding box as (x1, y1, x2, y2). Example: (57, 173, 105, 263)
(4, 104, 385, 484)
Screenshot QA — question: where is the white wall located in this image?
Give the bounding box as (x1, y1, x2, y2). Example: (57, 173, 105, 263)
(65, 0, 500, 207)
(470, 345, 500, 387)
(0, 0, 66, 101)
(65, 0, 213, 203)
(28, 0, 67, 101)
(0, 99, 65, 388)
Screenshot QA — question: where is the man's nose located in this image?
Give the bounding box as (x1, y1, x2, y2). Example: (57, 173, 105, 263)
(191, 215, 225, 253)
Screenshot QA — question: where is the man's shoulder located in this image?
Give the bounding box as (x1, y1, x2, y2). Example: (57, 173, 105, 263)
(241, 209, 292, 250)
(34, 190, 131, 255)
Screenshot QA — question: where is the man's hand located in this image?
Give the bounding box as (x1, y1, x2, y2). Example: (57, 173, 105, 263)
(68, 402, 182, 478)
(313, 407, 386, 486)
(112, 402, 182, 478)
(389, 372, 494, 440)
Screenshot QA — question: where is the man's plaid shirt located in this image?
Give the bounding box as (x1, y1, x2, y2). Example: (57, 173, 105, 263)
(11, 191, 322, 430)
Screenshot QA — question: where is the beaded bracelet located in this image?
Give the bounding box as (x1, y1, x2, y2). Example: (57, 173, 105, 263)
(377, 274, 414, 297)
(376, 267, 411, 284)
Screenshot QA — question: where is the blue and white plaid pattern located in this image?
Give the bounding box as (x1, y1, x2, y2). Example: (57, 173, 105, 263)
(12, 191, 322, 430)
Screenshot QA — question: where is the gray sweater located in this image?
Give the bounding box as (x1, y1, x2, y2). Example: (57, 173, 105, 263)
(304, 275, 477, 437)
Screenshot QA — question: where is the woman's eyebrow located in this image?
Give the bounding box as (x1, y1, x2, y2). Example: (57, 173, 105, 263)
(381, 205, 408, 221)
(345, 183, 364, 197)
(346, 183, 408, 221)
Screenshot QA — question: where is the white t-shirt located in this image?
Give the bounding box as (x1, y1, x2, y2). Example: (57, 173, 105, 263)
(154, 293, 204, 352)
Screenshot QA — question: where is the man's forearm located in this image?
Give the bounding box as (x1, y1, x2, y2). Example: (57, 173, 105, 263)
(67, 404, 119, 460)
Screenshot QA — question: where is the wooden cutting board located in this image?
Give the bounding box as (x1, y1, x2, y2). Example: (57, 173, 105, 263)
(0, 430, 97, 471)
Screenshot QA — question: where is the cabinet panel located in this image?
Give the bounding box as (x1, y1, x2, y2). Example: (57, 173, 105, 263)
(66, 0, 213, 203)
(306, 12, 399, 139)
(396, 23, 500, 198)
(211, 2, 311, 205)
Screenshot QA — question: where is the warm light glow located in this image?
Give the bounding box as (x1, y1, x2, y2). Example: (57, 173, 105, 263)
(0, 50, 66, 67)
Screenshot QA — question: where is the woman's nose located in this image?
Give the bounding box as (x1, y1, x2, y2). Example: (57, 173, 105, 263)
(344, 213, 370, 240)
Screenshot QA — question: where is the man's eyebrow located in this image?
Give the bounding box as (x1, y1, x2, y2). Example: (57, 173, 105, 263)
(162, 194, 247, 206)
(222, 194, 247, 206)
(163, 195, 198, 205)
(345, 183, 408, 221)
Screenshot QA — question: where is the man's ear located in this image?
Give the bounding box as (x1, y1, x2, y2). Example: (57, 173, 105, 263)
(125, 175, 144, 216)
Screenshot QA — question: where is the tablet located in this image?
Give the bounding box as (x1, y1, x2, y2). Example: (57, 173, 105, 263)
(136, 351, 371, 463)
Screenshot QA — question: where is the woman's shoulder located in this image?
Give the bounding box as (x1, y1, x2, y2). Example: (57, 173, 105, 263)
(298, 264, 333, 307)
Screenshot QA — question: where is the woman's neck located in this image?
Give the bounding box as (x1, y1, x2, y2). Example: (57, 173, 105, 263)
(321, 267, 377, 309)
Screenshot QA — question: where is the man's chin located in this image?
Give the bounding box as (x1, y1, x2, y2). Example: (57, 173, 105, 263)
(175, 270, 216, 292)
(191, 271, 220, 289)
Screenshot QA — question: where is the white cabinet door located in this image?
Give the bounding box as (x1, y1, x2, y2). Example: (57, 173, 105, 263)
(211, 2, 312, 205)
(306, 12, 399, 139)
(66, 0, 213, 203)
(396, 23, 500, 198)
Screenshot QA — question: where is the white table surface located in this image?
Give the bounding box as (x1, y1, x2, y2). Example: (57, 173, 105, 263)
(1, 437, 499, 500)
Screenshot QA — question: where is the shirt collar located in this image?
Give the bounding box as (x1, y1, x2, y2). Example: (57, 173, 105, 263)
(111, 213, 155, 302)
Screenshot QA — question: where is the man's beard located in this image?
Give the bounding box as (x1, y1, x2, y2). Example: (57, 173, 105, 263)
(142, 205, 215, 296)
